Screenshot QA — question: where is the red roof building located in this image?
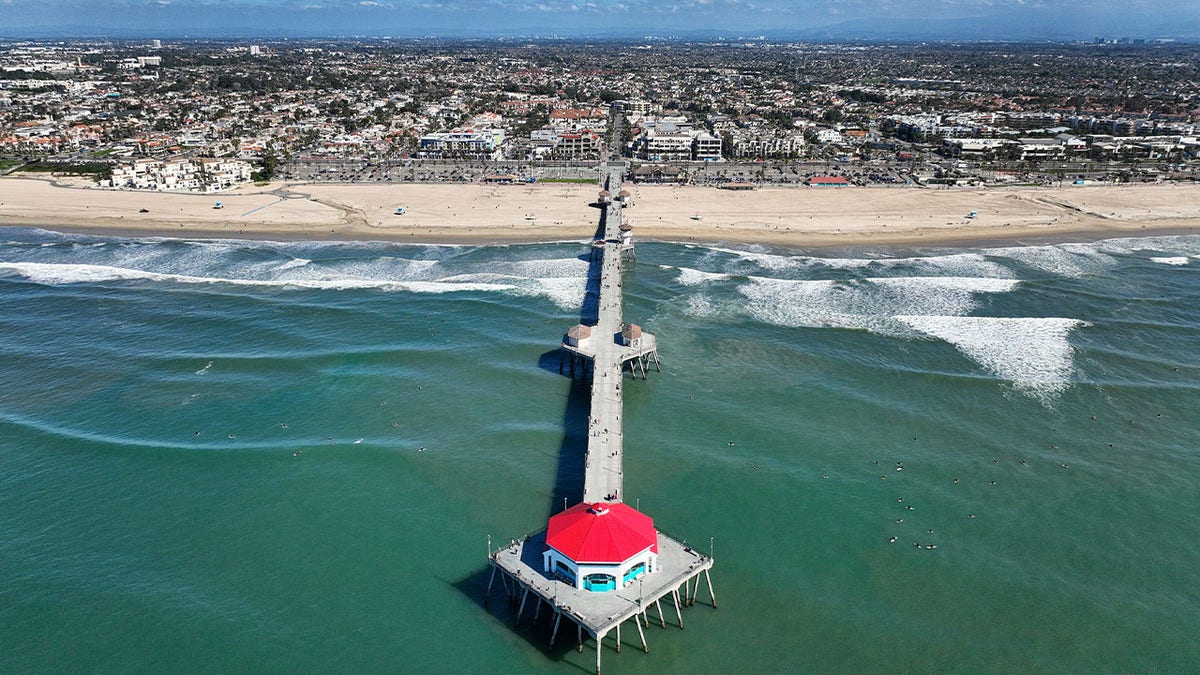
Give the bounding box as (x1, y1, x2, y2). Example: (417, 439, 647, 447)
(543, 503, 659, 592)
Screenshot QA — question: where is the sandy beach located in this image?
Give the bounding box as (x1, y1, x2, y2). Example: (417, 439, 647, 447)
(3, 174, 1200, 246)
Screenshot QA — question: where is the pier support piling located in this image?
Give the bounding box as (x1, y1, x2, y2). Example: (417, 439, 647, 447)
(484, 565, 496, 605)
(705, 569, 718, 608)
(516, 587, 529, 624)
(549, 611, 562, 648)
(596, 634, 603, 675)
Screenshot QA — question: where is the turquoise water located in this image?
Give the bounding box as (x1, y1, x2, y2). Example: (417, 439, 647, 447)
(2, 228, 1199, 672)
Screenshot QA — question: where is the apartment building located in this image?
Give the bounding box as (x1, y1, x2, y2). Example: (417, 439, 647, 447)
(107, 157, 253, 192)
(417, 128, 506, 158)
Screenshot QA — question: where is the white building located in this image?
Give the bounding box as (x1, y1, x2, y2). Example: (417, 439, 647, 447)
(632, 117, 723, 161)
(814, 128, 844, 145)
(728, 129, 806, 158)
(418, 129, 505, 158)
(107, 157, 253, 192)
(643, 131, 694, 161)
(693, 131, 723, 161)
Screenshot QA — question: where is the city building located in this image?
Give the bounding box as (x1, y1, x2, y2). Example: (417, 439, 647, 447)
(417, 129, 505, 158)
(106, 157, 253, 192)
(549, 107, 608, 131)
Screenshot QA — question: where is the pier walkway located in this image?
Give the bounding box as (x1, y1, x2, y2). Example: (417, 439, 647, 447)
(576, 164, 659, 503)
(486, 162, 712, 674)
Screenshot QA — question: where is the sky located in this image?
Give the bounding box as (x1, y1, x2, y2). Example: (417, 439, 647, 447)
(1, 0, 1198, 40)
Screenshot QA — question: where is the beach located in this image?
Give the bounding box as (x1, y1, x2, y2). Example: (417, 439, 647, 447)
(3, 174, 1200, 245)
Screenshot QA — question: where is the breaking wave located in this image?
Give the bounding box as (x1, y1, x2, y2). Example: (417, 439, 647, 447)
(896, 316, 1088, 400)
(0, 261, 518, 294)
(737, 276, 1019, 333)
(0, 234, 590, 309)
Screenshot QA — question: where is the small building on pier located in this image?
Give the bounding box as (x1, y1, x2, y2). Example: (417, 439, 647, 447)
(620, 323, 644, 348)
(565, 324, 592, 348)
(544, 502, 658, 592)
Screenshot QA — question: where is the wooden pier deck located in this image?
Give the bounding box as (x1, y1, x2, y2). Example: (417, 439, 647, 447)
(486, 162, 712, 674)
(583, 165, 650, 503)
(489, 530, 714, 670)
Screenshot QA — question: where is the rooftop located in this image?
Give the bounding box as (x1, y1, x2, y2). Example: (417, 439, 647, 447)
(546, 502, 657, 565)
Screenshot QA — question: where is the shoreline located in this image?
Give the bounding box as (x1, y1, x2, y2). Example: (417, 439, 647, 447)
(18, 221, 1200, 254)
(3, 175, 1200, 250)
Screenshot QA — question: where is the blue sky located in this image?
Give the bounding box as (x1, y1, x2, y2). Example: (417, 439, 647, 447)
(2, 0, 1198, 39)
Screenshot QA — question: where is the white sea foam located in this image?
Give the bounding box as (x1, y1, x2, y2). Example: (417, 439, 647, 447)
(685, 293, 716, 317)
(395, 258, 441, 275)
(274, 258, 312, 271)
(822, 252, 1014, 278)
(697, 244, 1013, 277)
(0, 249, 593, 310)
(986, 242, 1119, 278)
(738, 278, 851, 328)
(398, 280, 517, 294)
(989, 237, 1200, 276)
(501, 256, 590, 279)
(737, 276, 1018, 332)
(0, 262, 515, 294)
(868, 276, 1019, 294)
(701, 245, 799, 271)
(1094, 235, 1200, 258)
(527, 276, 590, 310)
(675, 267, 732, 286)
(896, 316, 1087, 399)
(424, 271, 585, 309)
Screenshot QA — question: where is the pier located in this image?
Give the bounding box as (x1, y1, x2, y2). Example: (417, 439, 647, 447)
(485, 163, 715, 674)
(563, 165, 660, 503)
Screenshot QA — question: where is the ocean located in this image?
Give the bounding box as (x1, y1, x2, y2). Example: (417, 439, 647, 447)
(2, 227, 1198, 672)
